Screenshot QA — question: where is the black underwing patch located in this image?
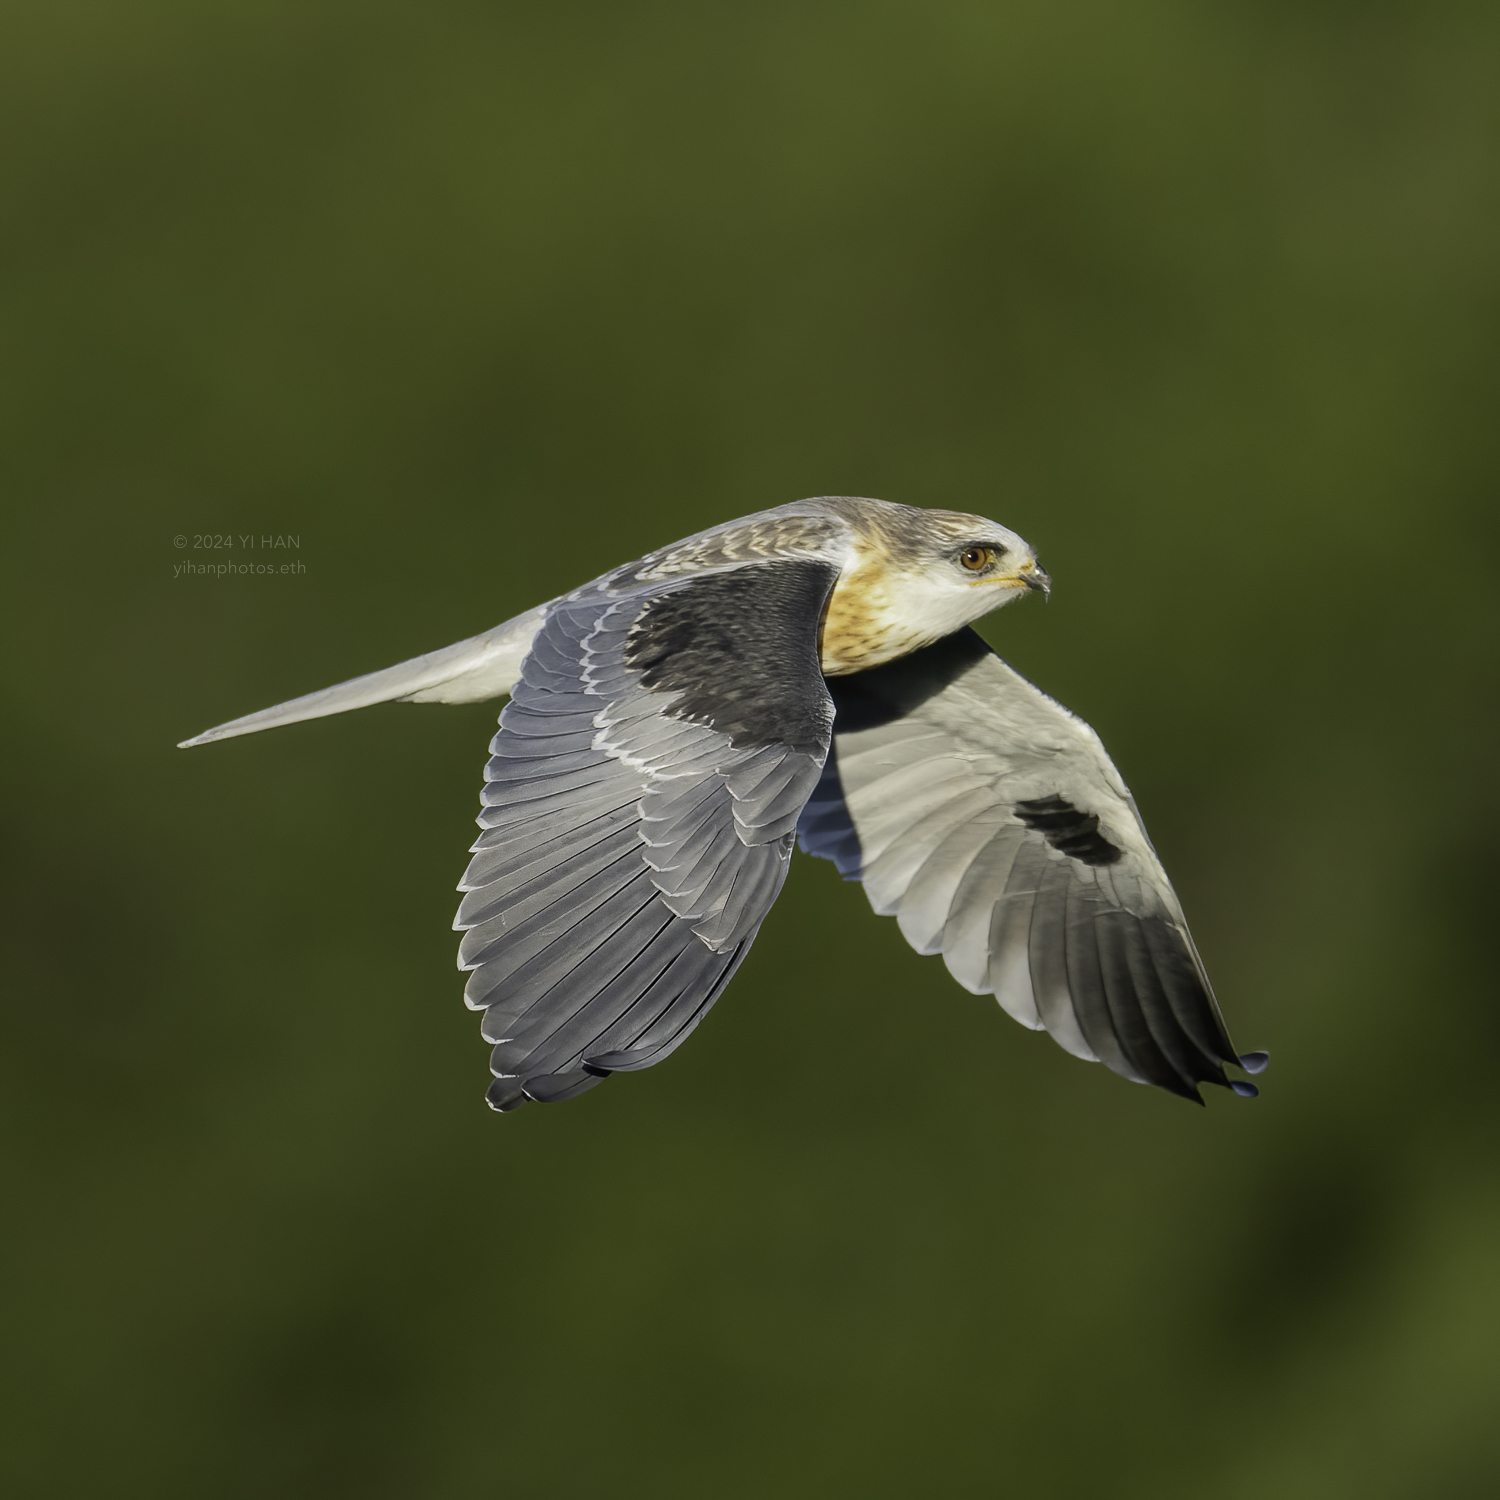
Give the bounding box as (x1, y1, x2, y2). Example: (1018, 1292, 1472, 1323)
(1013, 794, 1123, 866)
(625, 560, 839, 752)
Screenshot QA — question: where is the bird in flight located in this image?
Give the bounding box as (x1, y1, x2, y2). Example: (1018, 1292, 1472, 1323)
(180, 496, 1265, 1111)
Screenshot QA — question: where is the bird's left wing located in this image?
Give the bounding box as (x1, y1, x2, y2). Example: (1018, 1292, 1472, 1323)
(458, 559, 839, 1109)
(798, 628, 1261, 1102)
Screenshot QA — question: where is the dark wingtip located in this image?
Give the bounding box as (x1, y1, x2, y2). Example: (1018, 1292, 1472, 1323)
(485, 1076, 530, 1111)
(1230, 1080, 1260, 1098)
(1238, 1050, 1270, 1075)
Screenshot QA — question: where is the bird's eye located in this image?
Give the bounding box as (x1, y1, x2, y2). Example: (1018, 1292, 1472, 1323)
(959, 546, 996, 572)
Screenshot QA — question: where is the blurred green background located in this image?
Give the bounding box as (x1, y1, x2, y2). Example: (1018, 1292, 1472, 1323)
(3, 1, 1497, 1495)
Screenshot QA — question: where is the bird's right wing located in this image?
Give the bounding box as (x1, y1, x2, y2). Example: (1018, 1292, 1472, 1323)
(798, 628, 1260, 1101)
(458, 560, 839, 1110)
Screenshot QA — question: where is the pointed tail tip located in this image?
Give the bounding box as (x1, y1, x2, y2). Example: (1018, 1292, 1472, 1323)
(177, 730, 217, 749)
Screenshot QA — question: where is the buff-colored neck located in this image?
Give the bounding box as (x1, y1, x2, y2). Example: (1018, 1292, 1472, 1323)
(820, 544, 934, 675)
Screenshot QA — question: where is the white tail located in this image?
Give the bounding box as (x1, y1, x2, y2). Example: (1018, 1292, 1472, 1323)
(177, 604, 548, 748)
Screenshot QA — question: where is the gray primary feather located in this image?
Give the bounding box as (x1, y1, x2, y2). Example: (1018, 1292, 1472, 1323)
(798, 627, 1242, 1102)
(457, 560, 839, 1110)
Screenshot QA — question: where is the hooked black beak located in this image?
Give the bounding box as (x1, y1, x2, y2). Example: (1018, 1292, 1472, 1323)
(1023, 565, 1051, 597)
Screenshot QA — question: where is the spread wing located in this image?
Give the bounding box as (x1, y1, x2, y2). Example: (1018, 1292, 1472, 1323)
(457, 560, 839, 1110)
(797, 628, 1261, 1102)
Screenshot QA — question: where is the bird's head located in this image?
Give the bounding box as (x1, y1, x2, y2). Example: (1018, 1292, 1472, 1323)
(873, 507, 1050, 641)
(815, 498, 1050, 673)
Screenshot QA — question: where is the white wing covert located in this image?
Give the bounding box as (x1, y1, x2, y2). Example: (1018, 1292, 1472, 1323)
(798, 627, 1261, 1102)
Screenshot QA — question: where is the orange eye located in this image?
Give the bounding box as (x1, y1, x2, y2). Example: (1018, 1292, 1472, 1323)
(959, 546, 994, 572)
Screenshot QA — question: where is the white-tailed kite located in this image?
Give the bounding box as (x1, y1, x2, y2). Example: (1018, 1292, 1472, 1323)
(180, 497, 1265, 1110)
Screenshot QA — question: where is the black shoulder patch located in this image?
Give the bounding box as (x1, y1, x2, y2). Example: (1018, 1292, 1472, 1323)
(625, 561, 838, 752)
(1013, 794, 1123, 866)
